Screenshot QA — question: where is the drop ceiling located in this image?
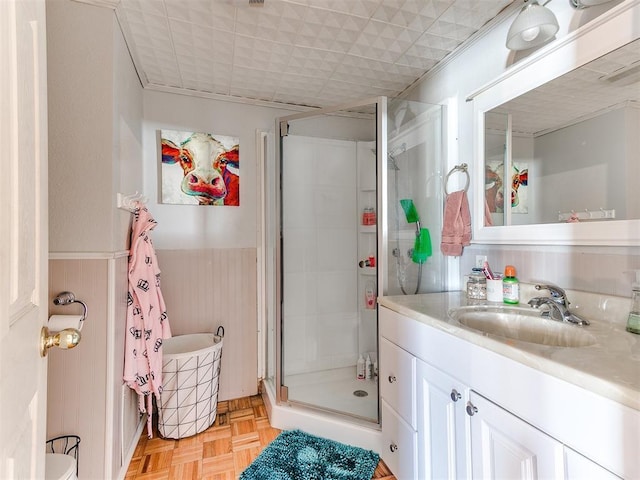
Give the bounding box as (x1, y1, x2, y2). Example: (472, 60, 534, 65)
(110, 0, 517, 109)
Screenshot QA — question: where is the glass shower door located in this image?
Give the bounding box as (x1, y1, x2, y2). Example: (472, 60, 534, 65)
(276, 98, 385, 423)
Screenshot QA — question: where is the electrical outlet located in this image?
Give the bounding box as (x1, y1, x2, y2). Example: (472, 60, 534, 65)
(475, 255, 487, 268)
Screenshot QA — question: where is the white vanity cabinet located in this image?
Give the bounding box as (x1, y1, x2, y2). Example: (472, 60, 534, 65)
(379, 304, 631, 480)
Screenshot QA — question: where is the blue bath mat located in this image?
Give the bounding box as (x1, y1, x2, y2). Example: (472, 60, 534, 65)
(240, 429, 380, 480)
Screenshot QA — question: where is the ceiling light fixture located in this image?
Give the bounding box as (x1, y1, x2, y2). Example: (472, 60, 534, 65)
(506, 0, 559, 51)
(571, 0, 615, 8)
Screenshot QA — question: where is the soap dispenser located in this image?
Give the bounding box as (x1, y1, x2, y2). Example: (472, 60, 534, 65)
(627, 270, 640, 334)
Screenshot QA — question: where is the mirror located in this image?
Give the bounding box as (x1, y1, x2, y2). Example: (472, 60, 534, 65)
(484, 38, 639, 228)
(471, 3, 640, 245)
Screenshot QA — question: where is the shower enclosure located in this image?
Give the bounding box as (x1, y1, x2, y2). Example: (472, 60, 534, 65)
(262, 97, 445, 430)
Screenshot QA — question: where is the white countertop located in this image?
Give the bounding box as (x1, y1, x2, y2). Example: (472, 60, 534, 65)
(378, 290, 640, 411)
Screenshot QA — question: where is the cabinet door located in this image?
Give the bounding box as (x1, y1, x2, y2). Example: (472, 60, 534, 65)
(381, 400, 418, 480)
(380, 337, 416, 428)
(416, 359, 469, 480)
(468, 391, 564, 479)
(564, 447, 621, 480)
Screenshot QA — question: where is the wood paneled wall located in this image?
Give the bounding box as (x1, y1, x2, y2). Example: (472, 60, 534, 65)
(48, 258, 110, 479)
(157, 248, 258, 401)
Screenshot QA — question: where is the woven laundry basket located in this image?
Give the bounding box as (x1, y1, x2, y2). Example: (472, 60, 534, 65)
(157, 328, 224, 439)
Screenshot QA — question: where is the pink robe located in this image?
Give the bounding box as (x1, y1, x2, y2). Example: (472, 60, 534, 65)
(123, 202, 172, 438)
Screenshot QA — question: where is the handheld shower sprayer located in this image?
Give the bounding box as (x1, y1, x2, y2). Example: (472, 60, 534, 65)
(400, 199, 420, 236)
(399, 199, 432, 264)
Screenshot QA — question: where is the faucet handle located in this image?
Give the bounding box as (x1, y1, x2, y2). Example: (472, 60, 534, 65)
(535, 284, 568, 304)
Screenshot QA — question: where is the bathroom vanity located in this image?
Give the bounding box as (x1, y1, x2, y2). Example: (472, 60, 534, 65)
(378, 291, 639, 480)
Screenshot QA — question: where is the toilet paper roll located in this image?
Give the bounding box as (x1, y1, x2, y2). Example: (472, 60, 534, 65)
(48, 314, 84, 332)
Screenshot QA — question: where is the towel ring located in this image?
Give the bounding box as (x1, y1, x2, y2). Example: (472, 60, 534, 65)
(444, 163, 470, 195)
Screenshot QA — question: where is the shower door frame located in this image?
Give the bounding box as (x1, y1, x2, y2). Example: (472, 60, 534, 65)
(274, 96, 388, 421)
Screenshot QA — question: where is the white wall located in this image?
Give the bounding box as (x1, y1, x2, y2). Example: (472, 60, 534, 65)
(47, 0, 114, 252)
(142, 90, 299, 249)
(48, 0, 142, 253)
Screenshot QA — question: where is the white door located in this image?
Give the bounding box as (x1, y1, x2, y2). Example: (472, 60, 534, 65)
(416, 358, 469, 480)
(0, 0, 49, 478)
(468, 391, 564, 479)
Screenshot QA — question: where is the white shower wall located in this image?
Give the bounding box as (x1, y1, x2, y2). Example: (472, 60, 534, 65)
(282, 135, 361, 376)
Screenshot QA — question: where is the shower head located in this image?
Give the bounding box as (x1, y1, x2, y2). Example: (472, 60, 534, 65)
(388, 153, 400, 171)
(388, 143, 406, 170)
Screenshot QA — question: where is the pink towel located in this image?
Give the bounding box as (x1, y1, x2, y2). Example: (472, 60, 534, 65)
(441, 190, 471, 256)
(123, 202, 172, 438)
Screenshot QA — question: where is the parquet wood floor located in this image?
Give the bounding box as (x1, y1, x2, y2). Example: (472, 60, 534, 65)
(125, 394, 396, 479)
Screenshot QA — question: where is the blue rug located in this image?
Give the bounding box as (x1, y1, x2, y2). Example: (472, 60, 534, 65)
(240, 429, 380, 480)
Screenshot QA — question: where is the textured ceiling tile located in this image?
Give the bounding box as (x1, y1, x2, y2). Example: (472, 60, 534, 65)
(115, 0, 523, 108)
(375, 0, 453, 31)
(169, 20, 236, 64)
(349, 20, 421, 63)
(285, 47, 344, 77)
(295, 7, 369, 52)
(425, 18, 476, 41)
(413, 31, 461, 52)
(233, 35, 293, 72)
(235, 1, 307, 42)
(119, 0, 166, 15)
(164, 0, 236, 31)
(396, 51, 438, 70)
(300, 0, 383, 17)
(441, 0, 509, 29)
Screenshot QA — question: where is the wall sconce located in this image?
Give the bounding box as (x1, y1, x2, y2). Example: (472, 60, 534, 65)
(506, 0, 559, 51)
(571, 0, 615, 8)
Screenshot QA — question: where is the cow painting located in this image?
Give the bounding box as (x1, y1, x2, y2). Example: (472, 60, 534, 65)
(160, 130, 239, 206)
(485, 161, 528, 214)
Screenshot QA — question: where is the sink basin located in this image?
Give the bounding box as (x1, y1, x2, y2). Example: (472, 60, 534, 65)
(448, 305, 597, 347)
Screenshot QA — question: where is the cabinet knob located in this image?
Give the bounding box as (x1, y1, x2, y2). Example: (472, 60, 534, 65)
(466, 402, 478, 416)
(450, 389, 461, 402)
(389, 443, 398, 453)
(388, 375, 397, 383)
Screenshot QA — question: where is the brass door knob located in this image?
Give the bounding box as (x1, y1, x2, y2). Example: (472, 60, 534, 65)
(40, 326, 81, 357)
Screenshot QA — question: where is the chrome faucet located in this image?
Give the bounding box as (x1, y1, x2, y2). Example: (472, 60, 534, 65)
(527, 284, 590, 326)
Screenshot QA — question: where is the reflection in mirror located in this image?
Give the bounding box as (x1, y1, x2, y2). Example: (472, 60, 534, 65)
(484, 38, 640, 227)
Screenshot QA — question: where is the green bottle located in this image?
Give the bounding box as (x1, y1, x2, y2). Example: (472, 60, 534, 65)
(627, 271, 640, 334)
(503, 265, 519, 304)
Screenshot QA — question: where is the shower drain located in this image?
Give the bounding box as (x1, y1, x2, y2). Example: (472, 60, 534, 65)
(353, 390, 368, 397)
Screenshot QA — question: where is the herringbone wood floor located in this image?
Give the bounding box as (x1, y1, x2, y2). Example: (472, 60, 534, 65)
(125, 394, 396, 479)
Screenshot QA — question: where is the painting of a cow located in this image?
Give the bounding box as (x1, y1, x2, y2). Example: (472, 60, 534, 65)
(160, 130, 239, 206)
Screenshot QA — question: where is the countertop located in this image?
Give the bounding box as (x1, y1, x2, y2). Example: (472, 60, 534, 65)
(378, 290, 640, 411)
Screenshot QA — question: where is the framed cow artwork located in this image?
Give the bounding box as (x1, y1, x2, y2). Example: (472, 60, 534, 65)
(160, 129, 239, 206)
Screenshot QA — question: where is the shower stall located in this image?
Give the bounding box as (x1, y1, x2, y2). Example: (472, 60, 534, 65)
(262, 97, 445, 446)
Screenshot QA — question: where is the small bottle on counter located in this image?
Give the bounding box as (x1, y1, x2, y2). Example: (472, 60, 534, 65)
(466, 269, 487, 300)
(502, 265, 519, 304)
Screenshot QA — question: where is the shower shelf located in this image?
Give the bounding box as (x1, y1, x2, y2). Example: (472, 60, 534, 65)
(360, 268, 376, 276)
(360, 226, 376, 234)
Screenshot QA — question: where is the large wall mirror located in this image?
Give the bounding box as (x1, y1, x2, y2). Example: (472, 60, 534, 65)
(471, 1, 640, 245)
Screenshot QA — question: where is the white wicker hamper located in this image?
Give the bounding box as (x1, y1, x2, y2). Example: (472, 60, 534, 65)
(157, 329, 224, 439)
